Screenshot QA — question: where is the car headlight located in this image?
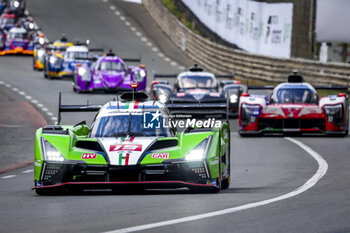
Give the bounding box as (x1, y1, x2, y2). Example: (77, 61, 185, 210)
(13, 0, 20, 8)
(29, 22, 34, 30)
(185, 137, 210, 161)
(242, 103, 261, 116)
(79, 67, 91, 81)
(241, 103, 261, 125)
(37, 49, 45, 58)
(133, 69, 146, 82)
(41, 138, 65, 162)
(38, 37, 45, 45)
(158, 94, 168, 104)
(78, 67, 86, 76)
(323, 104, 342, 123)
(230, 94, 238, 103)
(49, 56, 57, 64)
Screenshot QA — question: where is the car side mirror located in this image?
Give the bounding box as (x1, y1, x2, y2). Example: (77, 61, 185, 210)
(72, 123, 90, 136)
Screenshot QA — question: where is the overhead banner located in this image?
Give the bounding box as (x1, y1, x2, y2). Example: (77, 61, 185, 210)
(181, 0, 293, 58)
(316, 0, 350, 42)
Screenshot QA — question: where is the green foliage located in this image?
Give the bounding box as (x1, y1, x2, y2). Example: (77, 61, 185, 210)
(161, 0, 200, 34)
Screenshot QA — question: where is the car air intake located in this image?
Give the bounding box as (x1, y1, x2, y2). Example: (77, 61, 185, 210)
(146, 139, 178, 151)
(75, 140, 104, 152)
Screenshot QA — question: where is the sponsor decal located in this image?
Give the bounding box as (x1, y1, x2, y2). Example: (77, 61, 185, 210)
(82, 153, 97, 159)
(144, 111, 222, 129)
(151, 153, 170, 159)
(110, 144, 142, 152)
(34, 162, 41, 167)
(176, 92, 186, 97)
(210, 159, 219, 166)
(209, 92, 220, 97)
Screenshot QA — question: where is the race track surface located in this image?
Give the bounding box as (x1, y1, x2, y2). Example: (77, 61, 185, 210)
(0, 1, 349, 233)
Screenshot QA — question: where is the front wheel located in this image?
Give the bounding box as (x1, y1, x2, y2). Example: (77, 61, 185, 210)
(32, 57, 36, 70)
(221, 176, 230, 190)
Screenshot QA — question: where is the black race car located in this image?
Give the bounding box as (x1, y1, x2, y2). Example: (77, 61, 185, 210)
(151, 64, 243, 118)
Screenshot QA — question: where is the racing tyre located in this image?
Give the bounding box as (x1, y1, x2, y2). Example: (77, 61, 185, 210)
(221, 131, 231, 190)
(43, 69, 48, 78)
(32, 58, 36, 70)
(221, 177, 230, 190)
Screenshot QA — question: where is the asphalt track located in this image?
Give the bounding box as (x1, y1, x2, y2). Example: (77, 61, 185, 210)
(0, 1, 349, 233)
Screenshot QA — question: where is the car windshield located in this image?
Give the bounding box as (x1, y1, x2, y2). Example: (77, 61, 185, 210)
(8, 32, 26, 39)
(276, 89, 317, 104)
(1, 17, 15, 24)
(66, 51, 89, 60)
(179, 75, 217, 89)
(52, 46, 67, 52)
(99, 61, 125, 71)
(90, 113, 172, 137)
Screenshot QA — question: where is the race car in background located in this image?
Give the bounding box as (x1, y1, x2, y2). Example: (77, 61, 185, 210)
(0, 10, 17, 31)
(43, 41, 99, 79)
(73, 50, 146, 93)
(34, 35, 73, 71)
(0, 27, 5, 49)
(239, 72, 349, 136)
(151, 64, 243, 118)
(7, 0, 26, 16)
(0, 0, 7, 14)
(32, 90, 230, 195)
(0, 23, 33, 55)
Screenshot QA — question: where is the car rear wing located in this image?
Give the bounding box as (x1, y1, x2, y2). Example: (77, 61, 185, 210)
(247, 85, 275, 90)
(57, 92, 102, 124)
(166, 101, 229, 121)
(247, 85, 349, 91)
(154, 74, 234, 79)
(154, 74, 178, 79)
(313, 85, 349, 91)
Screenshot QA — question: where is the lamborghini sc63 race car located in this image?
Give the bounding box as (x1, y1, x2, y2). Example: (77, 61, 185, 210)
(32, 91, 231, 195)
(239, 72, 349, 136)
(72, 50, 146, 93)
(151, 64, 243, 118)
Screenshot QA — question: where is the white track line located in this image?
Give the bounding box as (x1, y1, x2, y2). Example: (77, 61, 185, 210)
(21, 169, 33, 174)
(0, 81, 55, 124)
(103, 137, 328, 233)
(2, 175, 16, 179)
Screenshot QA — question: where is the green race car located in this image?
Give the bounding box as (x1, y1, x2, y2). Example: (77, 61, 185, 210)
(33, 92, 231, 195)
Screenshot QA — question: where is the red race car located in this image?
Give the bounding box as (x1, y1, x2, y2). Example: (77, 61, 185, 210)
(238, 72, 349, 136)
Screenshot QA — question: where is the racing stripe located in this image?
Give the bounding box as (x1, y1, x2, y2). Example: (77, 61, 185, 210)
(119, 153, 123, 165)
(125, 101, 130, 110)
(134, 100, 140, 109)
(125, 153, 130, 165)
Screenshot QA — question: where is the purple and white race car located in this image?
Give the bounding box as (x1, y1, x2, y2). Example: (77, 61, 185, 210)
(72, 51, 147, 93)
